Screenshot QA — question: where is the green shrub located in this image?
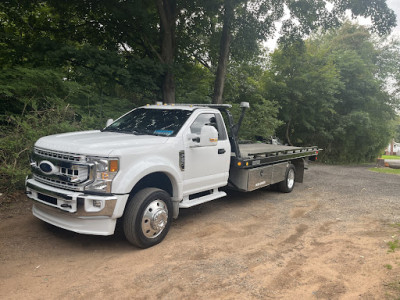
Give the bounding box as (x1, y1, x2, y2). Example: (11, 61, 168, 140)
(0, 67, 102, 193)
(0, 105, 90, 192)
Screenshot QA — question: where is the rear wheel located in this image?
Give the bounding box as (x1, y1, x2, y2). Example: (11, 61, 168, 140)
(278, 164, 296, 193)
(123, 188, 172, 248)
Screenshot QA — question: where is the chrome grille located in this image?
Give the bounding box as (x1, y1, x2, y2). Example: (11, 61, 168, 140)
(34, 147, 84, 162)
(34, 174, 81, 190)
(31, 148, 92, 191)
(60, 165, 89, 183)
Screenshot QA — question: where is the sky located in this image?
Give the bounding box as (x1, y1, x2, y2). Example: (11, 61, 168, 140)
(387, 0, 400, 37)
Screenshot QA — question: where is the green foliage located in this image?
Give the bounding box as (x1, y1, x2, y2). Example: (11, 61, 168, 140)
(369, 168, 400, 176)
(0, 67, 98, 192)
(381, 155, 400, 160)
(0, 106, 85, 191)
(384, 264, 393, 270)
(224, 63, 283, 141)
(388, 240, 400, 253)
(229, 99, 283, 141)
(175, 63, 214, 104)
(0, 67, 66, 111)
(265, 23, 399, 163)
(265, 38, 342, 147)
(394, 116, 400, 142)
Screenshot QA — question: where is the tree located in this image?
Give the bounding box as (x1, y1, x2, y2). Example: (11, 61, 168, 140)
(157, 0, 177, 103)
(265, 39, 342, 146)
(212, 0, 233, 104)
(265, 23, 399, 163)
(212, 0, 285, 104)
(223, 62, 283, 140)
(211, 0, 396, 104)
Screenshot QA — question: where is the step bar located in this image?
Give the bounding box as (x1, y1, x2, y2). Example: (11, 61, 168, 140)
(179, 189, 226, 208)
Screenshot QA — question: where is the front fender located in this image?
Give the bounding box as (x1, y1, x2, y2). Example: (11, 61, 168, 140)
(111, 156, 183, 218)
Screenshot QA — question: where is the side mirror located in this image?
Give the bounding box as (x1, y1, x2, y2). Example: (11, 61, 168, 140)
(187, 125, 218, 147)
(106, 119, 114, 127)
(200, 125, 218, 146)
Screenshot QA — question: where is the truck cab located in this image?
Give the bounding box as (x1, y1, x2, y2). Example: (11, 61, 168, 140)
(26, 104, 232, 248)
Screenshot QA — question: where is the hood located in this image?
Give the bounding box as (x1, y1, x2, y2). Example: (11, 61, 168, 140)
(35, 130, 169, 157)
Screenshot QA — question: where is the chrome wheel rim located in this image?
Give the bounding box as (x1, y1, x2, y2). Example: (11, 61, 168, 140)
(141, 200, 168, 238)
(287, 169, 295, 189)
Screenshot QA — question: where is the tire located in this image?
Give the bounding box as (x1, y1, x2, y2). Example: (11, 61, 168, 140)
(278, 164, 296, 193)
(123, 188, 172, 248)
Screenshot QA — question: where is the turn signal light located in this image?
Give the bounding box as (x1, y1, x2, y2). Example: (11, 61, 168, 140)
(109, 160, 119, 172)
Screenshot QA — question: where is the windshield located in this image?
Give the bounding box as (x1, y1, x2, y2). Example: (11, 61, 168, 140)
(103, 108, 193, 137)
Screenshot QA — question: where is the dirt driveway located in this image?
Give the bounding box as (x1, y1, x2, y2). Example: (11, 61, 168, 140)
(1, 163, 400, 299)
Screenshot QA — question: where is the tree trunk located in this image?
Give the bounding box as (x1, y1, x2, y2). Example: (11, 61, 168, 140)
(285, 119, 293, 146)
(212, 0, 233, 104)
(156, 0, 176, 103)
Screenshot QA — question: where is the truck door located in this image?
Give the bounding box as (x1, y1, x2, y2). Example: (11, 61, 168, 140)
(183, 112, 231, 195)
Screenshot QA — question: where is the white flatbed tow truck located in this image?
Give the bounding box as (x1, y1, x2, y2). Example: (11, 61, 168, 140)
(26, 102, 318, 248)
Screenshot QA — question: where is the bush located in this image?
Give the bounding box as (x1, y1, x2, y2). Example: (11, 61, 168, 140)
(0, 67, 101, 193)
(0, 105, 91, 192)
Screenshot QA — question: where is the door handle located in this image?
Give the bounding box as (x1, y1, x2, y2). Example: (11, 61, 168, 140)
(218, 148, 226, 154)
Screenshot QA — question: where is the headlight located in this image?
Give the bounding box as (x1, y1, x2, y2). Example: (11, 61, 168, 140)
(85, 157, 119, 193)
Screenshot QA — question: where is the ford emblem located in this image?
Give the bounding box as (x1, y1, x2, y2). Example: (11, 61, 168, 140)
(39, 161, 56, 174)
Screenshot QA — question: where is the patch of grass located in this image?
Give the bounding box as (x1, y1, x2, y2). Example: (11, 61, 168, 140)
(381, 155, 400, 160)
(384, 283, 400, 300)
(369, 168, 400, 175)
(385, 264, 393, 270)
(388, 240, 400, 253)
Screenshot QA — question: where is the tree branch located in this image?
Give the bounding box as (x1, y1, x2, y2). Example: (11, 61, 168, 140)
(141, 36, 164, 63)
(191, 52, 211, 69)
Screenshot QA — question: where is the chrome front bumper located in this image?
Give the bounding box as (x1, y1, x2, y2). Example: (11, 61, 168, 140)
(26, 177, 127, 235)
(26, 177, 117, 216)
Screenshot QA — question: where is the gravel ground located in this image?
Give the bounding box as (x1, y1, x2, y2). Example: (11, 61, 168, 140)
(1, 163, 400, 299)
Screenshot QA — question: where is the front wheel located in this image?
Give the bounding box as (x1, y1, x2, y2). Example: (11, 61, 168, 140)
(278, 164, 296, 193)
(123, 188, 172, 248)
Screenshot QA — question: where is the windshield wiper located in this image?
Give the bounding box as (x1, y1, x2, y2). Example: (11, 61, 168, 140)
(151, 132, 171, 137)
(103, 128, 135, 134)
(131, 130, 148, 135)
(103, 127, 152, 136)
(102, 127, 119, 133)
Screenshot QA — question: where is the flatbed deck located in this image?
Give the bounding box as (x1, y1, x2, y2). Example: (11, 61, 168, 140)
(231, 143, 319, 168)
(239, 144, 306, 158)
